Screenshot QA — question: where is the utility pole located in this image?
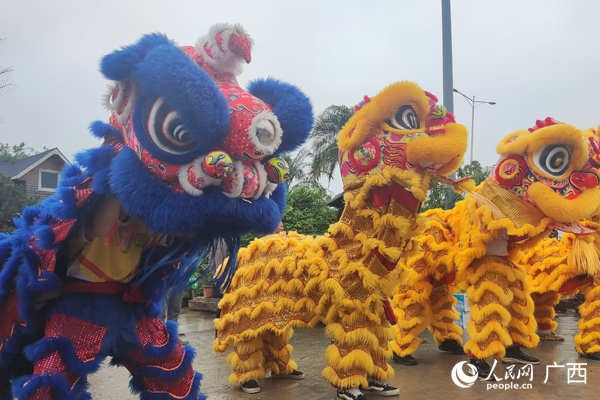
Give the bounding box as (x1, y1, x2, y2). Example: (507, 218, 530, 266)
(441, 0, 454, 210)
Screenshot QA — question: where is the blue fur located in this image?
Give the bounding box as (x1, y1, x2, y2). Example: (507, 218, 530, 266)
(131, 371, 204, 400)
(100, 33, 173, 81)
(89, 120, 122, 141)
(110, 147, 284, 237)
(248, 78, 314, 156)
(12, 373, 87, 400)
(132, 43, 230, 163)
(24, 336, 104, 376)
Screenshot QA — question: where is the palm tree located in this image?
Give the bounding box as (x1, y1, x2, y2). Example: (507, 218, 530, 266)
(308, 105, 354, 183)
(281, 148, 318, 191)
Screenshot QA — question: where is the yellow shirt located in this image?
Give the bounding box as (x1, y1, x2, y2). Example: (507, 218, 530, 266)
(67, 220, 160, 283)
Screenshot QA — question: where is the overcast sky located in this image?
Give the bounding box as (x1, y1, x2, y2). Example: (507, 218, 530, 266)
(2, 0, 600, 195)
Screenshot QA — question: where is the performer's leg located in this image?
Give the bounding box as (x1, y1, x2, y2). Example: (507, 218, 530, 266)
(575, 277, 600, 359)
(532, 291, 563, 341)
(429, 283, 464, 354)
(503, 262, 539, 363)
(166, 291, 184, 323)
(389, 277, 432, 362)
(11, 312, 109, 400)
(261, 328, 300, 377)
(226, 336, 266, 386)
(464, 256, 513, 360)
(125, 317, 205, 400)
(323, 306, 395, 391)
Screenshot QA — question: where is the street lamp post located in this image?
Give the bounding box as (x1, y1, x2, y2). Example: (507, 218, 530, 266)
(453, 89, 496, 163)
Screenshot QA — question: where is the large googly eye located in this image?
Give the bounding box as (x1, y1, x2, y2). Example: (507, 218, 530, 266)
(385, 105, 420, 130)
(256, 120, 276, 146)
(141, 97, 196, 154)
(533, 144, 571, 177)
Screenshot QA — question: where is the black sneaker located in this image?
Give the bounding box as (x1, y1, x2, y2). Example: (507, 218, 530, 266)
(392, 352, 418, 366)
(469, 358, 496, 381)
(438, 340, 466, 355)
(336, 388, 367, 400)
(502, 347, 540, 365)
(272, 370, 305, 380)
(241, 379, 260, 394)
(362, 380, 399, 396)
(583, 352, 600, 361)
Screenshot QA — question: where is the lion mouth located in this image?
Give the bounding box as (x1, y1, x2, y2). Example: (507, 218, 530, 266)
(528, 182, 600, 222)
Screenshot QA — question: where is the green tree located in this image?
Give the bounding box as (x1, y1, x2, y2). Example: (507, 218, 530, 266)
(422, 160, 491, 212)
(308, 105, 354, 183)
(281, 185, 337, 236)
(0, 174, 38, 232)
(0, 142, 37, 163)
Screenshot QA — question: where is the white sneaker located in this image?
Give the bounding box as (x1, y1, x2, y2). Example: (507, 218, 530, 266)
(241, 379, 260, 394)
(336, 387, 367, 400)
(363, 380, 399, 396)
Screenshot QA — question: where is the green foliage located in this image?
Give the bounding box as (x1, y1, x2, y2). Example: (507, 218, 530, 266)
(422, 160, 491, 212)
(0, 174, 38, 232)
(281, 185, 337, 236)
(308, 105, 354, 183)
(0, 142, 37, 163)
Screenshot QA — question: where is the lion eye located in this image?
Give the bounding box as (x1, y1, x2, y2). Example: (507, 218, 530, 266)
(141, 97, 196, 154)
(385, 105, 419, 130)
(533, 144, 570, 177)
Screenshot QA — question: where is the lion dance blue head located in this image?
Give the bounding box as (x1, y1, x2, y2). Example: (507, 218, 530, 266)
(0, 23, 313, 399)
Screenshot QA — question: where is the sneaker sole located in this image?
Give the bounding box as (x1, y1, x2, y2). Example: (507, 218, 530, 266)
(438, 349, 467, 355)
(501, 357, 540, 365)
(363, 388, 400, 396)
(241, 387, 260, 394)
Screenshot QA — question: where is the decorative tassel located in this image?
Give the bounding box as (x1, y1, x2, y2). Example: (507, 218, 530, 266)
(569, 234, 600, 276)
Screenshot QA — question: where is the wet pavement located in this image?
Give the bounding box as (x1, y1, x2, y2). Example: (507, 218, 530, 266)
(89, 308, 600, 399)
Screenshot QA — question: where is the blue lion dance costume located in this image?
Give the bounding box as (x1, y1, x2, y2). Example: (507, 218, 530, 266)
(0, 23, 313, 400)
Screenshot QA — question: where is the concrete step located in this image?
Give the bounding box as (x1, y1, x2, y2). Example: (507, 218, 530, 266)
(188, 297, 220, 313)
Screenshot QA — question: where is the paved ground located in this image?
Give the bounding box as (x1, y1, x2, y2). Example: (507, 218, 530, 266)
(89, 308, 600, 400)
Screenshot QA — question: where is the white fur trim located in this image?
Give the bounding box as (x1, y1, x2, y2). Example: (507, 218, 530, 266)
(194, 22, 253, 76)
(101, 82, 121, 112)
(117, 81, 137, 126)
(178, 157, 221, 197)
(248, 111, 283, 156)
(263, 182, 278, 198)
(252, 161, 268, 200)
(222, 160, 244, 198)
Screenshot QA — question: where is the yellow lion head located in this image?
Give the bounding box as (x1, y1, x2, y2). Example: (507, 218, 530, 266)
(492, 118, 600, 222)
(337, 81, 468, 195)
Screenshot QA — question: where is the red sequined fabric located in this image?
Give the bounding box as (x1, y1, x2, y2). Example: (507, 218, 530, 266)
(142, 367, 194, 398)
(27, 387, 53, 400)
(50, 220, 76, 243)
(37, 249, 56, 273)
(135, 317, 168, 348)
(33, 351, 77, 384)
(0, 290, 25, 350)
(129, 343, 185, 370)
(46, 314, 106, 362)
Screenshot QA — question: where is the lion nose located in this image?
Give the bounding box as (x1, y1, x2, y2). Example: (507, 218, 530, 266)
(571, 171, 599, 190)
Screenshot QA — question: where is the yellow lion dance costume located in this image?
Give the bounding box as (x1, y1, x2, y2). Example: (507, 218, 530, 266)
(515, 132, 600, 359)
(213, 81, 469, 398)
(391, 118, 600, 375)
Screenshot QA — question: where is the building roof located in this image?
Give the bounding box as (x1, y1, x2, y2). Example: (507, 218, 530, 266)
(0, 148, 69, 179)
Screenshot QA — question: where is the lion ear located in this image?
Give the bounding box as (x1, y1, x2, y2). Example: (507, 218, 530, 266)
(100, 33, 173, 81)
(496, 130, 530, 157)
(247, 78, 313, 156)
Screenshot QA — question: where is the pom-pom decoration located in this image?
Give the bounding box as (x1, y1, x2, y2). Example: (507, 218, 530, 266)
(264, 157, 290, 183)
(202, 151, 233, 179)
